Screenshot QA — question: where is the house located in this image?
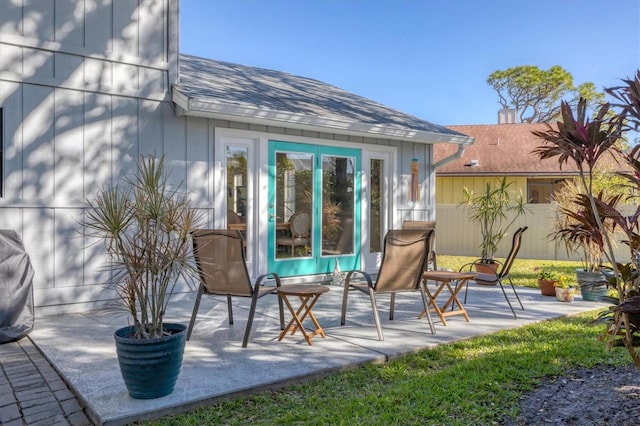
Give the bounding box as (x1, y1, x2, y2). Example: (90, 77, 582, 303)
(0, 0, 472, 314)
(433, 123, 629, 260)
(435, 123, 577, 205)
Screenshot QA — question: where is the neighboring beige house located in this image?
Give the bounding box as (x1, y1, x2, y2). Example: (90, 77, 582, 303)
(435, 123, 586, 205)
(433, 122, 629, 260)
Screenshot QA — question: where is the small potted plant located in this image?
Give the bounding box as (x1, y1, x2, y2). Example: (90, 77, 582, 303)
(460, 177, 527, 271)
(534, 267, 560, 296)
(554, 275, 578, 303)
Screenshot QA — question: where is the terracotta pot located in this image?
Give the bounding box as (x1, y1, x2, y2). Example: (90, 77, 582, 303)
(474, 262, 498, 274)
(537, 279, 556, 296)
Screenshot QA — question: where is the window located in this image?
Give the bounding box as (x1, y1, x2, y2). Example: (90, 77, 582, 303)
(369, 158, 383, 253)
(527, 178, 565, 203)
(226, 145, 248, 220)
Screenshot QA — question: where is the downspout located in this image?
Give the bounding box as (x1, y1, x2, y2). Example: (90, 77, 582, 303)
(430, 139, 472, 234)
(433, 139, 473, 169)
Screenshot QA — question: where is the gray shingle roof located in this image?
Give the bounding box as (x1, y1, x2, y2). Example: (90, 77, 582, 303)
(173, 54, 472, 144)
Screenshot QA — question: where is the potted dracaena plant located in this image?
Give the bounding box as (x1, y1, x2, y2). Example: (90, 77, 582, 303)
(84, 154, 203, 399)
(460, 177, 527, 272)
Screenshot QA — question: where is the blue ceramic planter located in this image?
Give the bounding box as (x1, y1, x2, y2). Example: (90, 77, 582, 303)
(114, 322, 187, 399)
(576, 269, 608, 302)
(580, 283, 609, 301)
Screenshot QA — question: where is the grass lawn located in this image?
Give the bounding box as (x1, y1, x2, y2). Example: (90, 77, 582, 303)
(153, 312, 629, 425)
(151, 257, 628, 425)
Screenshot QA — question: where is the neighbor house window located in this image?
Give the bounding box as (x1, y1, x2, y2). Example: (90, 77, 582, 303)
(527, 178, 565, 203)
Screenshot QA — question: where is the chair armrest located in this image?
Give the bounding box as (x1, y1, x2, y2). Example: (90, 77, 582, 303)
(253, 272, 281, 292)
(458, 260, 482, 273)
(344, 270, 373, 289)
(458, 259, 503, 272)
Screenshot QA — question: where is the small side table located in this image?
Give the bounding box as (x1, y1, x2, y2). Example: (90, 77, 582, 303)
(277, 284, 330, 345)
(419, 271, 475, 326)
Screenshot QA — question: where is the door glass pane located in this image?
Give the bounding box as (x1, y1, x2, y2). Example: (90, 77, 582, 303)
(275, 152, 313, 258)
(226, 145, 247, 233)
(369, 158, 383, 253)
(322, 155, 355, 255)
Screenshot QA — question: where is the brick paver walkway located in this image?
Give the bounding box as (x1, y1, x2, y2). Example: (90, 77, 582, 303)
(0, 337, 93, 426)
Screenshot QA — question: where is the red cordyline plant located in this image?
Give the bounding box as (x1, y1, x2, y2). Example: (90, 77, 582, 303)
(608, 70, 640, 134)
(532, 98, 622, 273)
(598, 145, 640, 364)
(530, 95, 640, 364)
(604, 72, 640, 366)
(552, 191, 618, 272)
(533, 71, 640, 367)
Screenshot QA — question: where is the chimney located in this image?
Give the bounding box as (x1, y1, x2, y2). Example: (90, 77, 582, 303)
(498, 108, 516, 124)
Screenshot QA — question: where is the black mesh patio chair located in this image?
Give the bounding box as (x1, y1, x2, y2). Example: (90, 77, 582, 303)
(459, 226, 528, 319)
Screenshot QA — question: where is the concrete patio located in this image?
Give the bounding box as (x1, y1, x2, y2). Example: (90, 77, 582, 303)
(27, 283, 607, 425)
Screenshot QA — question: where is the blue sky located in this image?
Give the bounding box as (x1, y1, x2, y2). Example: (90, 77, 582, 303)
(179, 0, 640, 126)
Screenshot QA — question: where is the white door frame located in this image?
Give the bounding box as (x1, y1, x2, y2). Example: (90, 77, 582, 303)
(215, 127, 397, 278)
(361, 147, 396, 272)
(214, 131, 258, 275)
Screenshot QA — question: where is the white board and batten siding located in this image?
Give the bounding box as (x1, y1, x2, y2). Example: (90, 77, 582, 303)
(0, 0, 214, 313)
(396, 142, 436, 223)
(0, 0, 444, 314)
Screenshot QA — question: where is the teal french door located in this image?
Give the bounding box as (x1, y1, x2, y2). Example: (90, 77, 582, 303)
(268, 141, 361, 277)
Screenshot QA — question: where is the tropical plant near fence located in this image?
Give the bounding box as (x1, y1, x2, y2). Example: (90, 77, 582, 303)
(550, 176, 625, 272)
(460, 177, 527, 263)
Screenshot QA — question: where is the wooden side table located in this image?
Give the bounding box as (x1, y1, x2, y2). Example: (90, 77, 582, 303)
(277, 284, 330, 345)
(419, 271, 475, 326)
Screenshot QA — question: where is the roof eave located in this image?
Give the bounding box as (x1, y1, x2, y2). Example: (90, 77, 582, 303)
(172, 88, 473, 145)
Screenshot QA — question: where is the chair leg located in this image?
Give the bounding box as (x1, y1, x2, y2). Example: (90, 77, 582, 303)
(463, 279, 470, 304)
(369, 289, 384, 341)
(451, 279, 460, 311)
(227, 295, 234, 324)
(340, 283, 350, 325)
(389, 292, 396, 320)
(497, 280, 518, 319)
(507, 276, 525, 310)
(419, 282, 436, 334)
(277, 292, 285, 330)
(187, 285, 204, 340)
(242, 291, 261, 348)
